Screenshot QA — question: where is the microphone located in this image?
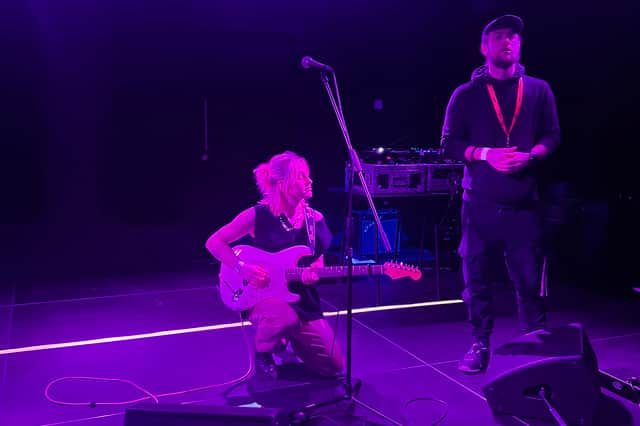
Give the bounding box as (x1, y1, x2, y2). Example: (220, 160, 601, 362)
(300, 56, 334, 73)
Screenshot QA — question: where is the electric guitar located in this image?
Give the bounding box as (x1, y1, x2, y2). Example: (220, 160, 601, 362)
(218, 245, 422, 311)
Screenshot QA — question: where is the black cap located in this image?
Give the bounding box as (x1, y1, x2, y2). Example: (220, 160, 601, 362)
(482, 14, 524, 38)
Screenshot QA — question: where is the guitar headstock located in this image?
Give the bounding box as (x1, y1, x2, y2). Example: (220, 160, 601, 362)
(382, 261, 422, 280)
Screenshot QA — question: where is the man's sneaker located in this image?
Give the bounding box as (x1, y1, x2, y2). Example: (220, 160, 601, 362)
(458, 342, 490, 374)
(254, 352, 277, 380)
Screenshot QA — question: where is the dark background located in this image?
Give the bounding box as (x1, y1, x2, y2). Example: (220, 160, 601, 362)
(1, 1, 634, 296)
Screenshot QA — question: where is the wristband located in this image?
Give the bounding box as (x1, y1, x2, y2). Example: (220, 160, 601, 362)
(480, 148, 490, 161)
(469, 146, 478, 161)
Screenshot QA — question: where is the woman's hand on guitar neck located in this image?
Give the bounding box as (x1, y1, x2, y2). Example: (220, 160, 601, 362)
(241, 263, 270, 288)
(301, 268, 319, 285)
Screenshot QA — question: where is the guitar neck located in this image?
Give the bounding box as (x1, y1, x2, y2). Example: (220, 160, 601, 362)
(285, 265, 384, 281)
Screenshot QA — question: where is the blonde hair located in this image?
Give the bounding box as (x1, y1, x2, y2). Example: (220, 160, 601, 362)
(253, 151, 310, 216)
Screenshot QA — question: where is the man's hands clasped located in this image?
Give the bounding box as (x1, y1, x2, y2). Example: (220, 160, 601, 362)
(486, 147, 531, 174)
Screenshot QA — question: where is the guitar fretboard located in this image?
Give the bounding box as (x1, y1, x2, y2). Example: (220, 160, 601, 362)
(285, 265, 384, 281)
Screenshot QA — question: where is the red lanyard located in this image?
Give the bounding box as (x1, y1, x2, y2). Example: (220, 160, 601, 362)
(486, 77, 523, 146)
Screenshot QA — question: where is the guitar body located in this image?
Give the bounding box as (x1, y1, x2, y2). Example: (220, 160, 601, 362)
(218, 245, 312, 311)
(218, 244, 422, 312)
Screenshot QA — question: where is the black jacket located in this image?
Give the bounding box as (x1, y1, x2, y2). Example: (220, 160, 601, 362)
(441, 64, 560, 207)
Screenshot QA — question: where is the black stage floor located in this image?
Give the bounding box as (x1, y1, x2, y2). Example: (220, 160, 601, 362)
(1, 264, 638, 425)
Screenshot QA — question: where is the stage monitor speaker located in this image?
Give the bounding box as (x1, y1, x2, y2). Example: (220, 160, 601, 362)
(352, 208, 400, 257)
(482, 323, 600, 426)
(123, 403, 289, 425)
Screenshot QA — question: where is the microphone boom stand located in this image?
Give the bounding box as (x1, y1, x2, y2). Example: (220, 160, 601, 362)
(293, 71, 400, 425)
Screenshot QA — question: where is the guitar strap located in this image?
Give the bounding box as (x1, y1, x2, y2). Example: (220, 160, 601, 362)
(304, 206, 316, 257)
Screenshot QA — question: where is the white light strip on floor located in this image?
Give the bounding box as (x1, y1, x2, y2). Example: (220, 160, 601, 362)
(0, 299, 463, 355)
(0, 321, 247, 355)
(324, 299, 463, 316)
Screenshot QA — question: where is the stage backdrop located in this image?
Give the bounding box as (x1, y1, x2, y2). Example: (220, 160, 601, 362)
(1, 1, 628, 291)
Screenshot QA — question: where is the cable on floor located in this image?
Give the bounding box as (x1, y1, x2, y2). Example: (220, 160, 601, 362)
(44, 314, 254, 408)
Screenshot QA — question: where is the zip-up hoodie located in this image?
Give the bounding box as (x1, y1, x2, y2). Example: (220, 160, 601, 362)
(441, 64, 560, 207)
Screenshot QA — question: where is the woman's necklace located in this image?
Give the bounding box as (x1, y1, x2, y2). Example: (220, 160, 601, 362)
(279, 208, 303, 232)
(279, 214, 295, 232)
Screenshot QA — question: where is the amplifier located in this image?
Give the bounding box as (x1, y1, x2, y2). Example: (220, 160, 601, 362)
(352, 209, 400, 257)
(347, 163, 462, 196)
(425, 163, 463, 193)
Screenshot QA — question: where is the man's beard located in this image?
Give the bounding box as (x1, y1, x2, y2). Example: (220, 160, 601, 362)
(490, 57, 516, 69)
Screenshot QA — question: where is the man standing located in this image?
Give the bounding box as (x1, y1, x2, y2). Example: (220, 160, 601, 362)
(440, 15, 561, 373)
